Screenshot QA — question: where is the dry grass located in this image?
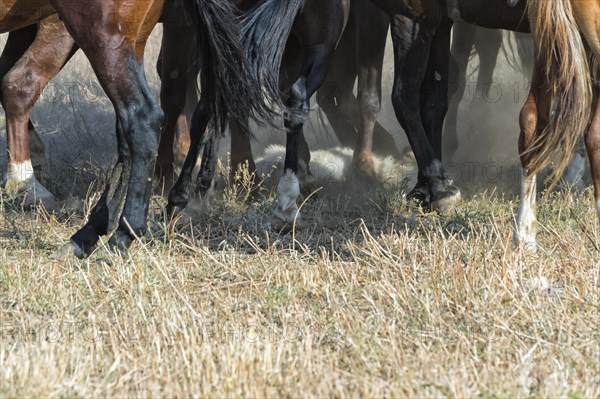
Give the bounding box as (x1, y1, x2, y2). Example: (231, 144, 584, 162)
(0, 167, 598, 398)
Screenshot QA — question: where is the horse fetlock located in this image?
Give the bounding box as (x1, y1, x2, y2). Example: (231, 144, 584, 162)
(513, 219, 538, 253)
(352, 153, 376, 178)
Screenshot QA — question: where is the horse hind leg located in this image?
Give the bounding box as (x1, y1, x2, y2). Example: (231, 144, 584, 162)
(513, 60, 550, 251)
(558, 140, 586, 192)
(155, 22, 195, 194)
(166, 97, 211, 217)
(1, 16, 76, 211)
(272, 45, 337, 230)
(352, 1, 388, 180)
(389, 15, 460, 212)
(0, 27, 45, 173)
(444, 20, 476, 162)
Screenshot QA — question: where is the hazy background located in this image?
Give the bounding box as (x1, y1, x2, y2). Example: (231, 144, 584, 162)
(0, 25, 531, 198)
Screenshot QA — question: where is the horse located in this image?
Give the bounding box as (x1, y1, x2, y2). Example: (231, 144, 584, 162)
(513, 0, 600, 250)
(166, 0, 356, 228)
(156, 0, 401, 195)
(0, 1, 213, 207)
(445, 18, 588, 192)
(0, 0, 276, 259)
(168, 0, 533, 225)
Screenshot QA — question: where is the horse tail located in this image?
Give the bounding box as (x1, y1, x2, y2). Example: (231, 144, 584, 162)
(192, 0, 268, 134)
(239, 0, 306, 117)
(526, 0, 593, 189)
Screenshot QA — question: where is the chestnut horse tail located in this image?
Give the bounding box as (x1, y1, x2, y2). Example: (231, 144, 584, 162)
(526, 0, 593, 190)
(192, 0, 268, 134)
(239, 0, 306, 120)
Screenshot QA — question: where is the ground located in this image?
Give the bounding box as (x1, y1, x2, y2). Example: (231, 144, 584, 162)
(0, 168, 598, 397)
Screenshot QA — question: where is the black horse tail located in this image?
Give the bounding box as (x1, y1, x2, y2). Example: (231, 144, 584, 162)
(192, 0, 267, 134)
(240, 0, 306, 119)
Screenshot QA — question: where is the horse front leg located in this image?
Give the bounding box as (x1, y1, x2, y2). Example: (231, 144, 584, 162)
(1, 16, 76, 210)
(389, 15, 460, 212)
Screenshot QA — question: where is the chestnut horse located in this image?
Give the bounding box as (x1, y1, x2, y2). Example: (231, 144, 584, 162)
(514, 0, 600, 250)
(0, 0, 273, 258)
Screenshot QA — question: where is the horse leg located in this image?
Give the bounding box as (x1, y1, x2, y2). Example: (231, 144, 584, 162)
(389, 15, 460, 212)
(155, 22, 195, 193)
(1, 16, 76, 209)
(315, 15, 358, 150)
(167, 98, 211, 217)
(420, 18, 452, 164)
(0, 26, 45, 173)
(273, 44, 340, 228)
(352, 0, 389, 179)
(196, 127, 218, 206)
(51, 1, 164, 257)
(558, 140, 586, 191)
(444, 20, 476, 161)
(513, 59, 550, 251)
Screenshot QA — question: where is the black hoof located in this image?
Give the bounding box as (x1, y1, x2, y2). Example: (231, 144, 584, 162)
(407, 185, 429, 206)
(107, 230, 134, 253)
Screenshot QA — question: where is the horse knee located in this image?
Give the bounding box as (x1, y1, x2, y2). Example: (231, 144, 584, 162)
(358, 91, 381, 123)
(1, 67, 38, 116)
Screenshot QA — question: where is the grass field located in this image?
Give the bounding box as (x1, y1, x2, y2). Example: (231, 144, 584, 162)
(0, 168, 598, 397)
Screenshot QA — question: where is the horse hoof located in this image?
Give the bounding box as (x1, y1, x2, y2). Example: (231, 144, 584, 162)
(107, 230, 134, 253)
(407, 186, 429, 206)
(270, 211, 303, 233)
(5, 177, 57, 213)
(50, 240, 85, 260)
(166, 202, 186, 220)
(430, 185, 461, 214)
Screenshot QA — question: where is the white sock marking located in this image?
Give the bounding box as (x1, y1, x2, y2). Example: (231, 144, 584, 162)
(274, 169, 300, 223)
(514, 169, 538, 251)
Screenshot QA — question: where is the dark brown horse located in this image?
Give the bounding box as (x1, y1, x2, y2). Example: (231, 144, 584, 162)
(0, 0, 274, 258)
(167, 0, 530, 224)
(167, 0, 354, 228)
(155, 0, 400, 195)
(1, 2, 204, 204)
